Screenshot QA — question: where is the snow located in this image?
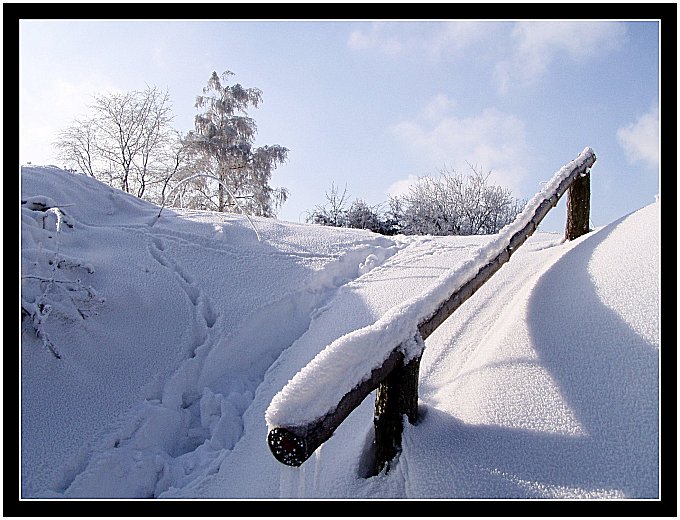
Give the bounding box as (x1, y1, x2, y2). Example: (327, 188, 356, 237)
(19, 158, 659, 501)
(265, 147, 595, 431)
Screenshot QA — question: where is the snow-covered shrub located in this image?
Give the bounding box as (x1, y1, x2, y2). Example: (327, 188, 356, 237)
(21, 198, 104, 359)
(391, 165, 525, 236)
(306, 185, 397, 235)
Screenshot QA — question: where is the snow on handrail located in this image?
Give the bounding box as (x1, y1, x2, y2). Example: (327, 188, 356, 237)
(266, 148, 596, 471)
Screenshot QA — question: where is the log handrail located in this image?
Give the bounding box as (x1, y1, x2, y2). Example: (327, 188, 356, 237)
(267, 148, 596, 475)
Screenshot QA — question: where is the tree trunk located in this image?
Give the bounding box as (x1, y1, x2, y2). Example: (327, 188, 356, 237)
(565, 171, 591, 240)
(218, 182, 225, 212)
(372, 352, 422, 476)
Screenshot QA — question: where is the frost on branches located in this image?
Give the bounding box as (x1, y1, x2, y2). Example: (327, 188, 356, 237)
(391, 165, 525, 236)
(180, 71, 289, 217)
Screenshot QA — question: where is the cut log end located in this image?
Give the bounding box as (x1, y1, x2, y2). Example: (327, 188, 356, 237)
(267, 427, 308, 467)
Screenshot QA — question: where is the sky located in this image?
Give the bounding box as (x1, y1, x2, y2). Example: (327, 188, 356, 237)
(18, 15, 661, 231)
(18, 163, 661, 506)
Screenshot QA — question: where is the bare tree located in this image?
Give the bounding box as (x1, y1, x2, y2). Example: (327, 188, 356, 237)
(54, 117, 98, 177)
(131, 89, 174, 199)
(306, 183, 351, 227)
(54, 86, 180, 201)
(90, 86, 173, 195)
(145, 130, 190, 206)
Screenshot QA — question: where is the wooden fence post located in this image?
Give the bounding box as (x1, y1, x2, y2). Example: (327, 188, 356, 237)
(372, 350, 422, 475)
(565, 170, 591, 240)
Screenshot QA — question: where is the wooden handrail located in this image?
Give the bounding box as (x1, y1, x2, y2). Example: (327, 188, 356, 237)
(267, 148, 596, 475)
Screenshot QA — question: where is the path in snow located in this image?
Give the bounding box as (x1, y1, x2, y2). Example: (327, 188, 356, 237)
(53, 223, 403, 497)
(160, 232, 509, 498)
(21, 166, 403, 498)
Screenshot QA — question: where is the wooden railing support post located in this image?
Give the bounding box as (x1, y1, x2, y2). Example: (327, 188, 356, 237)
(372, 350, 422, 475)
(565, 170, 591, 240)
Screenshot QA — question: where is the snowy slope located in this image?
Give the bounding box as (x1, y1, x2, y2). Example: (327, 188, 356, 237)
(20, 166, 401, 497)
(20, 165, 659, 500)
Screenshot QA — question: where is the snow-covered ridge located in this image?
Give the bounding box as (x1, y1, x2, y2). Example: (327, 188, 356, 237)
(266, 147, 596, 430)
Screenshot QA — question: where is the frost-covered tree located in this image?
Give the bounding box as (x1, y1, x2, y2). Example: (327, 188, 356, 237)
(392, 165, 525, 236)
(307, 168, 522, 237)
(91, 86, 175, 198)
(306, 185, 397, 235)
(145, 130, 190, 206)
(182, 71, 289, 217)
(346, 199, 385, 233)
(306, 183, 350, 227)
(54, 117, 98, 178)
(54, 86, 183, 203)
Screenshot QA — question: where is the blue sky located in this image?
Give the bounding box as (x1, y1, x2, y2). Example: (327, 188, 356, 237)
(19, 18, 660, 231)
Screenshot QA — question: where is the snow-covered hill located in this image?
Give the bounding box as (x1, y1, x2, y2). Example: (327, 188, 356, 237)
(20, 165, 659, 500)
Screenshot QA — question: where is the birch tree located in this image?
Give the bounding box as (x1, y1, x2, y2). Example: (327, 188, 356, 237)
(182, 70, 289, 217)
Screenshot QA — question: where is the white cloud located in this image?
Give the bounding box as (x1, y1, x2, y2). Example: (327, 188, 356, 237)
(426, 21, 494, 57)
(387, 174, 420, 198)
(389, 100, 529, 193)
(348, 21, 494, 59)
(348, 22, 403, 55)
(494, 21, 627, 93)
(616, 105, 659, 169)
(421, 94, 456, 122)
